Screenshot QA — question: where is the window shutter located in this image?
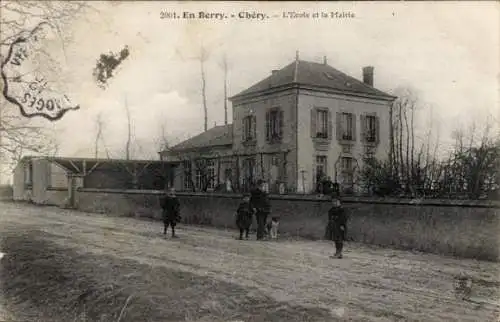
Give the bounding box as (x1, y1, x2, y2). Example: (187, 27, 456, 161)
(265, 111, 270, 141)
(352, 114, 357, 141)
(312, 155, 317, 187)
(279, 110, 284, 139)
(242, 117, 246, 141)
(327, 109, 333, 139)
(375, 115, 380, 144)
(252, 115, 257, 139)
(336, 112, 341, 141)
(360, 115, 366, 143)
(310, 108, 316, 138)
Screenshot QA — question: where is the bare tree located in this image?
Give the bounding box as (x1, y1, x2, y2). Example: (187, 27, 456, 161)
(0, 1, 90, 178)
(154, 121, 170, 155)
(199, 47, 209, 132)
(388, 102, 396, 177)
(444, 119, 499, 199)
(124, 96, 132, 160)
(220, 54, 229, 125)
(94, 112, 104, 158)
(0, 103, 59, 169)
(0, 1, 92, 57)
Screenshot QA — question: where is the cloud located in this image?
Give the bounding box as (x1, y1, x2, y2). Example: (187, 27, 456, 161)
(31, 1, 498, 159)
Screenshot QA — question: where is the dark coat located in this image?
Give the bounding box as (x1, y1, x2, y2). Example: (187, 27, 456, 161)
(321, 180, 335, 196)
(325, 206, 348, 241)
(236, 201, 253, 229)
(160, 196, 181, 223)
(249, 188, 271, 214)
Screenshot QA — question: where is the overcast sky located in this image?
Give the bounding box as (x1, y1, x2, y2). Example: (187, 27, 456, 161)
(4, 1, 499, 160)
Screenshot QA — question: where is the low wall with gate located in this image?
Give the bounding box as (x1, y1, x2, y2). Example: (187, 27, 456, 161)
(75, 189, 500, 262)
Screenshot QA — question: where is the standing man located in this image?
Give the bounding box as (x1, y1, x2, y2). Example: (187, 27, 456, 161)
(326, 198, 348, 258)
(250, 179, 271, 241)
(160, 187, 181, 238)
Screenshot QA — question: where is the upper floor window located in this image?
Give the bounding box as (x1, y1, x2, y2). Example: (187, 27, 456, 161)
(362, 114, 379, 144)
(339, 112, 355, 141)
(266, 108, 283, 142)
(311, 108, 331, 139)
(242, 115, 256, 141)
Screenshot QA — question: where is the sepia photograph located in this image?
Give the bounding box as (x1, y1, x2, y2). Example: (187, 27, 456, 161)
(0, 1, 499, 321)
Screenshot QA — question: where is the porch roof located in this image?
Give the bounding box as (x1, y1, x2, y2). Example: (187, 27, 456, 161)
(38, 156, 180, 175)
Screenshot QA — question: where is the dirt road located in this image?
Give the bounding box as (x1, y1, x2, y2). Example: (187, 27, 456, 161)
(0, 201, 499, 321)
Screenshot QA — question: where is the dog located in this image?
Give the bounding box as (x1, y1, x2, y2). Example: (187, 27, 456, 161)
(265, 217, 279, 240)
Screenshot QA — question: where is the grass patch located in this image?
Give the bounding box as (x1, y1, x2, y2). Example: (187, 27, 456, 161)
(1, 230, 333, 322)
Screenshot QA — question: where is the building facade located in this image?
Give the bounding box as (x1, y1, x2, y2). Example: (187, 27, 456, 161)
(161, 55, 396, 194)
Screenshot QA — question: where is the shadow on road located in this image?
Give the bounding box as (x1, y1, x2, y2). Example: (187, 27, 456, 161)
(0, 229, 334, 322)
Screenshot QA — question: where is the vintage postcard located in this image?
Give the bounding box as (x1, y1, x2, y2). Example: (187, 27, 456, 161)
(0, 1, 499, 321)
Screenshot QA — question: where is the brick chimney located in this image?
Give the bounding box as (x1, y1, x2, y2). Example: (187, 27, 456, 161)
(271, 69, 279, 75)
(362, 66, 374, 86)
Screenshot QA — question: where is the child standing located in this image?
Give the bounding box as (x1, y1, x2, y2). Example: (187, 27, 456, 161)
(160, 188, 181, 238)
(326, 198, 348, 258)
(235, 195, 254, 240)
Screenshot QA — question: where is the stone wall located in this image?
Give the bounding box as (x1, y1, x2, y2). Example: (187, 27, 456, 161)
(76, 190, 500, 262)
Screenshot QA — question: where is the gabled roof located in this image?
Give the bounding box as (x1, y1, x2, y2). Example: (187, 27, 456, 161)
(168, 124, 233, 152)
(230, 60, 395, 101)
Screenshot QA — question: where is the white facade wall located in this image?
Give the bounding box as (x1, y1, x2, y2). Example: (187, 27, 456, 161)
(296, 90, 392, 193)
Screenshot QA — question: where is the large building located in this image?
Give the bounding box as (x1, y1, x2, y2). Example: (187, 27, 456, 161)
(161, 54, 396, 194)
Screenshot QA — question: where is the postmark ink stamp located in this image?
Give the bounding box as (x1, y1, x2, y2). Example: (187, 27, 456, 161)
(1, 21, 80, 121)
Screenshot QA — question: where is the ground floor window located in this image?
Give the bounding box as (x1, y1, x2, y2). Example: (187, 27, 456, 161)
(195, 159, 216, 191)
(183, 161, 192, 190)
(341, 157, 354, 185)
(315, 155, 327, 180)
(242, 157, 255, 191)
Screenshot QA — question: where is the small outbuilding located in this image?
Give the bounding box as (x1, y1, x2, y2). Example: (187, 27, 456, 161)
(13, 156, 179, 207)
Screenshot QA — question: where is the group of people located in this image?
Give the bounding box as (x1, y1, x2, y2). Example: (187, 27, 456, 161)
(159, 179, 348, 259)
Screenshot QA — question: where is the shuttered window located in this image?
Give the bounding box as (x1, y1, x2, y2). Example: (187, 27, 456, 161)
(242, 115, 256, 141)
(337, 112, 356, 141)
(266, 108, 283, 142)
(310, 108, 332, 139)
(361, 114, 380, 144)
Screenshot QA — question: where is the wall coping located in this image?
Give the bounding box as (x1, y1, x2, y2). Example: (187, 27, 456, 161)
(78, 188, 500, 209)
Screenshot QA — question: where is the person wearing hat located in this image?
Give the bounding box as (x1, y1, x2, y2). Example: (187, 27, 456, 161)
(159, 187, 181, 238)
(326, 197, 348, 258)
(249, 179, 271, 241)
(235, 194, 254, 240)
